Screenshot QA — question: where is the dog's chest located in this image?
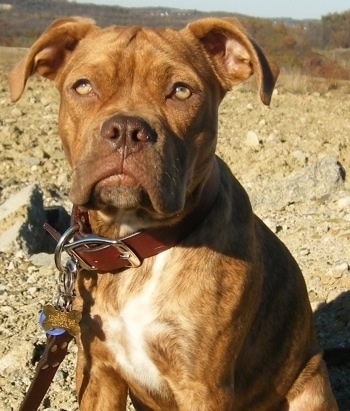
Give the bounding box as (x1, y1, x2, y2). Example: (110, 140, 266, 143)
(103, 251, 170, 392)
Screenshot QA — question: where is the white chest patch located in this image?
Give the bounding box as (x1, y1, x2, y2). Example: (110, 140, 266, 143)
(104, 251, 169, 393)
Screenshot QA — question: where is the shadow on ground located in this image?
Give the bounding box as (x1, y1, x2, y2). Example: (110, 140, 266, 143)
(314, 291, 350, 410)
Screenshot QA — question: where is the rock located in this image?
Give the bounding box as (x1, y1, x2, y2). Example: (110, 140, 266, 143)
(10, 107, 23, 117)
(0, 185, 46, 253)
(337, 196, 350, 209)
(0, 184, 42, 251)
(299, 247, 310, 256)
(0, 184, 36, 221)
(251, 157, 346, 211)
(292, 149, 307, 165)
(245, 130, 260, 148)
(0, 222, 23, 253)
(27, 286, 39, 296)
(17, 186, 48, 254)
(332, 263, 349, 279)
(30, 252, 55, 267)
(263, 218, 277, 233)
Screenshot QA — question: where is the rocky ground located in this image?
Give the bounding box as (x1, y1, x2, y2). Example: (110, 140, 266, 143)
(0, 47, 350, 410)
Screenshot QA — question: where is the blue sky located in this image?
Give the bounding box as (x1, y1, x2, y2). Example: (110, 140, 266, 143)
(75, 0, 349, 20)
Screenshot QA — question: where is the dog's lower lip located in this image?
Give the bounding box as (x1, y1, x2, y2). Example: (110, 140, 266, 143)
(97, 174, 138, 187)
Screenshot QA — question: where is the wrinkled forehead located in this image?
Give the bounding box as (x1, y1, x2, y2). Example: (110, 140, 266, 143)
(91, 25, 189, 54)
(59, 25, 209, 83)
(70, 26, 192, 64)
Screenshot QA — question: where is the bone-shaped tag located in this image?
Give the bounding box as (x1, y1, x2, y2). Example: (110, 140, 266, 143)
(41, 305, 82, 337)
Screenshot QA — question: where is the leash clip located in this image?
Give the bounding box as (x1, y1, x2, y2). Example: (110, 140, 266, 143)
(53, 225, 80, 312)
(54, 224, 82, 272)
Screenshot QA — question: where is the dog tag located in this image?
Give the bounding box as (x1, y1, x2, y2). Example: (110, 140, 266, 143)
(40, 305, 82, 337)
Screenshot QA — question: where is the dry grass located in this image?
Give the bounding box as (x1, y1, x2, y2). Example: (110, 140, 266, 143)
(236, 68, 350, 96)
(0, 46, 27, 73)
(277, 69, 350, 95)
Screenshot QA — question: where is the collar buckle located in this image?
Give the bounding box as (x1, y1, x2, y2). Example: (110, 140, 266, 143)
(112, 239, 142, 268)
(54, 224, 141, 272)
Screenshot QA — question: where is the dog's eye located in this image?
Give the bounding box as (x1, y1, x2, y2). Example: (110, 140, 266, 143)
(173, 85, 192, 101)
(73, 80, 94, 96)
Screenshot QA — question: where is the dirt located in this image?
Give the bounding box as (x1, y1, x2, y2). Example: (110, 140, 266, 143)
(0, 47, 350, 410)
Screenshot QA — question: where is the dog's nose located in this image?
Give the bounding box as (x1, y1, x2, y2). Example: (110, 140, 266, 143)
(101, 115, 156, 150)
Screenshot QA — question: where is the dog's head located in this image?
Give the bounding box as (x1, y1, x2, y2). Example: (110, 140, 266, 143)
(9, 17, 278, 235)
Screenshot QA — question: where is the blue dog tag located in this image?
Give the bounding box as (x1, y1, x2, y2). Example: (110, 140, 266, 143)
(39, 310, 65, 336)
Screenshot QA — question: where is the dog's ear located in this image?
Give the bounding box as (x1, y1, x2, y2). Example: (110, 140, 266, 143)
(9, 17, 97, 102)
(185, 18, 279, 105)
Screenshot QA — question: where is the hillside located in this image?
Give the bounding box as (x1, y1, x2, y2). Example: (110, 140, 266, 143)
(1, 0, 242, 46)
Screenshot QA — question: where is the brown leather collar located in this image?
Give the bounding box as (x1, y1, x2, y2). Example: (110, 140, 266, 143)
(46, 161, 220, 272)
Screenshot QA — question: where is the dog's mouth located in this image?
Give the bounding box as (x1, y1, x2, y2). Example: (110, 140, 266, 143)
(91, 173, 146, 210)
(68, 151, 185, 219)
(96, 173, 138, 189)
(69, 161, 147, 211)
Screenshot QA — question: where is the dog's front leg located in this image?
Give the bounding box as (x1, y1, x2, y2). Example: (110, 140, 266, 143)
(175, 384, 234, 411)
(130, 384, 233, 411)
(76, 341, 129, 410)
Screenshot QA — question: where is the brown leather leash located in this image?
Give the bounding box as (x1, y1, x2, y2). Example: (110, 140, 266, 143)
(19, 162, 220, 410)
(19, 332, 73, 411)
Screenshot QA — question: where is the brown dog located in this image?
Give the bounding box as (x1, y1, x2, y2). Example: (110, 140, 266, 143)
(9, 17, 338, 410)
